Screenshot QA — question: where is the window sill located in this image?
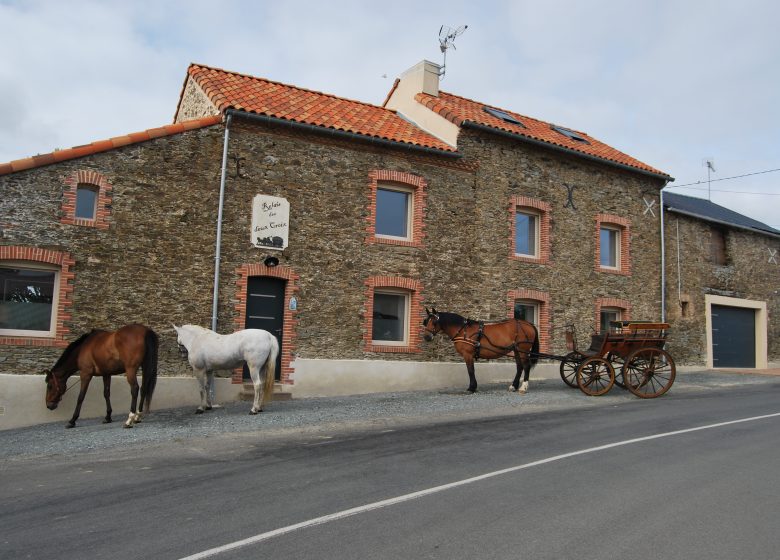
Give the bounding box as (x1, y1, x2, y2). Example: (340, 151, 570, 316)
(0, 336, 64, 347)
(511, 254, 549, 265)
(597, 266, 630, 276)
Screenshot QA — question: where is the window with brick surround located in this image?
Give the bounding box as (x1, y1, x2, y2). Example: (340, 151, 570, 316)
(595, 298, 631, 334)
(0, 246, 75, 346)
(61, 170, 112, 229)
(510, 196, 550, 264)
(595, 214, 630, 275)
(508, 288, 550, 353)
(367, 170, 426, 247)
(364, 276, 423, 353)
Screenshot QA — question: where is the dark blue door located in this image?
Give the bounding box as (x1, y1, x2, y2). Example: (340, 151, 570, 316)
(712, 305, 755, 368)
(243, 276, 284, 380)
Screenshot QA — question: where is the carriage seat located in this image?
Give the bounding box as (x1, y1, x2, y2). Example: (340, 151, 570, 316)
(580, 333, 606, 357)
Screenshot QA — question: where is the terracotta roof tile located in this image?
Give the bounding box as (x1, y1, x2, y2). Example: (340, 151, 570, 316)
(185, 63, 454, 153)
(0, 115, 223, 176)
(415, 91, 670, 179)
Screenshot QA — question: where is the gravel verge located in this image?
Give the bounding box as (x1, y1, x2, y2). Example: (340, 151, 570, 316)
(1, 370, 776, 463)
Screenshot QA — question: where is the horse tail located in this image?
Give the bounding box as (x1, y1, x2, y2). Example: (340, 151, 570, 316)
(261, 335, 279, 406)
(529, 323, 540, 369)
(141, 328, 159, 411)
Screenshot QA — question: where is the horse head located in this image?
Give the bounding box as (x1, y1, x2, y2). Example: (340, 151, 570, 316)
(43, 368, 65, 410)
(172, 324, 190, 358)
(423, 307, 441, 342)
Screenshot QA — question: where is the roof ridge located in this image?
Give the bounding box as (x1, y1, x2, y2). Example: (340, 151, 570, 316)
(189, 62, 397, 113)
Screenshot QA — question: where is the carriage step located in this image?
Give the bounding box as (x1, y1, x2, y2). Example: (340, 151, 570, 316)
(240, 383, 293, 401)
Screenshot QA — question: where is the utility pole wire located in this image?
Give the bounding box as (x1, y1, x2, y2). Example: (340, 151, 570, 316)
(666, 167, 780, 189)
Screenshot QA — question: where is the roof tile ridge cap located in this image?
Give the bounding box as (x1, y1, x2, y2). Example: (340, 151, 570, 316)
(381, 78, 401, 108)
(189, 62, 395, 113)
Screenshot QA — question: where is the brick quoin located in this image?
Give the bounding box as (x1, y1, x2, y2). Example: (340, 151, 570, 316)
(363, 276, 424, 353)
(0, 246, 74, 347)
(365, 170, 427, 248)
(234, 263, 300, 385)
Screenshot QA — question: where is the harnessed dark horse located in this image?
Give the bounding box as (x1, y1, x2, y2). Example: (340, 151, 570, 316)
(423, 308, 540, 394)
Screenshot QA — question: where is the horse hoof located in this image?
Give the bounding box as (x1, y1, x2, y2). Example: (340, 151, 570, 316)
(195, 408, 205, 414)
(249, 409, 259, 415)
(123, 423, 133, 429)
(519, 389, 527, 395)
(508, 385, 517, 392)
(65, 423, 75, 429)
(103, 418, 112, 424)
(205, 406, 213, 411)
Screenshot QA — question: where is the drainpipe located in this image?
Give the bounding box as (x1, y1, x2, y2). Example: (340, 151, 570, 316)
(211, 113, 232, 332)
(660, 186, 667, 322)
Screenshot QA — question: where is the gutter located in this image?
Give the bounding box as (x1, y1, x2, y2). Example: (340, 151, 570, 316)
(225, 108, 462, 159)
(211, 113, 232, 331)
(665, 207, 780, 240)
(461, 121, 673, 182)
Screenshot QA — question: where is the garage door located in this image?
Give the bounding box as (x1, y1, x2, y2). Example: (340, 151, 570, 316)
(711, 305, 755, 368)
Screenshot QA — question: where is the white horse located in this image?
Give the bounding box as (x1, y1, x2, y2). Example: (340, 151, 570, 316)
(173, 324, 279, 414)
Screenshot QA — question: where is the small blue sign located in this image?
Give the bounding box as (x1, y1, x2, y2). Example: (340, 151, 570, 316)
(289, 296, 298, 311)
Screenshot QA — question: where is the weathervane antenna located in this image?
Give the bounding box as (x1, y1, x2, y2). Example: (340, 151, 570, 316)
(438, 24, 467, 79)
(703, 158, 716, 200)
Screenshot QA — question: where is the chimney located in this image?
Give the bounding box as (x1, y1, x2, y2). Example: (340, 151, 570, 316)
(400, 60, 441, 97)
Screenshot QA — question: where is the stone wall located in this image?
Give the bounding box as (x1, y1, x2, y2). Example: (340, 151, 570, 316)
(1, 116, 670, 381)
(664, 213, 780, 364)
(174, 77, 219, 123)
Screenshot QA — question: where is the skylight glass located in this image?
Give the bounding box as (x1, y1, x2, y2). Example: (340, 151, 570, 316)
(483, 107, 524, 127)
(551, 125, 589, 143)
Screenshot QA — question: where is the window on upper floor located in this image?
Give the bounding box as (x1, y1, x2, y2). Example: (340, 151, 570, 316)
(515, 210, 539, 258)
(710, 227, 728, 265)
(0, 264, 59, 338)
(595, 214, 631, 275)
(75, 184, 99, 220)
(376, 184, 413, 241)
(510, 196, 551, 264)
(600, 225, 620, 269)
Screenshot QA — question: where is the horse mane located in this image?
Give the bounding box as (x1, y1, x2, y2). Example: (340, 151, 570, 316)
(182, 324, 212, 333)
(436, 312, 469, 328)
(52, 330, 104, 370)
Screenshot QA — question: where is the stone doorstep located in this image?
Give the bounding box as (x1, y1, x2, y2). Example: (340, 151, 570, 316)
(239, 383, 293, 401)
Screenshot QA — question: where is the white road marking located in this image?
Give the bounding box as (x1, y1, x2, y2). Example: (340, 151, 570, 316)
(178, 412, 780, 560)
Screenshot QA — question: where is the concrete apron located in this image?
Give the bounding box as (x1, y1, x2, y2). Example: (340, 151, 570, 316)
(0, 361, 561, 430)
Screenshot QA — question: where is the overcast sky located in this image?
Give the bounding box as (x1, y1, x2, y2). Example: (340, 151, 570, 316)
(1, 0, 778, 228)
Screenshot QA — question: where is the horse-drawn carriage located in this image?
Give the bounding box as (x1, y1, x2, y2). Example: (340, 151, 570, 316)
(556, 321, 676, 398)
(422, 309, 676, 399)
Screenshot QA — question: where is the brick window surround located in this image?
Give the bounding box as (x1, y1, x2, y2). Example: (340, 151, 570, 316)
(595, 213, 631, 275)
(509, 195, 551, 264)
(595, 297, 632, 333)
(366, 170, 427, 248)
(363, 276, 423, 353)
(61, 170, 112, 229)
(0, 246, 75, 347)
(507, 288, 551, 353)
(234, 263, 300, 385)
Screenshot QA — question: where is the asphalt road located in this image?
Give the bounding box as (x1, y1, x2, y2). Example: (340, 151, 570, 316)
(2, 375, 779, 560)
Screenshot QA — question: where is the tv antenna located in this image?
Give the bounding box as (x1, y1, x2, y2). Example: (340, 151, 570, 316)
(703, 158, 716, 200)
(438, 24, 467, 79)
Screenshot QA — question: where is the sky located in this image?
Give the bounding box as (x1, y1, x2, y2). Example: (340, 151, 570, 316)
(1, 0, 778, 229)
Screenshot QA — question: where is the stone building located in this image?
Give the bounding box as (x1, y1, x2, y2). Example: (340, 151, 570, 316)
(8, 59, 753, 410)
(662, 191, 780, 368)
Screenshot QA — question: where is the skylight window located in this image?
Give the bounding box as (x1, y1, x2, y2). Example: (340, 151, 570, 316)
(483, 107, 524, 127)
(551, 125, 589, 143)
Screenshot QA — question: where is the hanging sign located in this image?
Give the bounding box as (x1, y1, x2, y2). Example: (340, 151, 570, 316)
(251, 194, 289, 250)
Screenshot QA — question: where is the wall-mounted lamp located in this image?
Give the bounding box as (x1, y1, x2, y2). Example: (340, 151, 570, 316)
(264, 256, 279, 267)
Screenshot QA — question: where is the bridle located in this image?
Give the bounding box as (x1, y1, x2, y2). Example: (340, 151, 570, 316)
(46, 370, 78, 401)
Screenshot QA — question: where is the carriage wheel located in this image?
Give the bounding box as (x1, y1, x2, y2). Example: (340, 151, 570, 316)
(622, 348, 676, 398)
(576, 357, 615, 396)
(559, 352, 583, 388)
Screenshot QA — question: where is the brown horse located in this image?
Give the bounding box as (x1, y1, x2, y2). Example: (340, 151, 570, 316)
(423, 308, 539, 394)
(44, 324, 159, 428)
